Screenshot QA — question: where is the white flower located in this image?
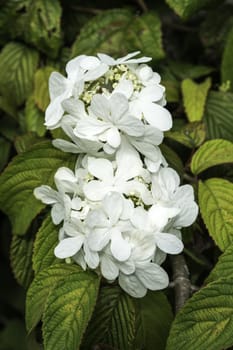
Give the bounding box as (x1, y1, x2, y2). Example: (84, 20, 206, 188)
(86, 192, 134, 261)
(131, 206, 183, 255)
(134, 64, 162, 86)
(151, 167, 198, 228)
(74, 93, 145, 153)
(45, 55, 108, 129)
(97, 51, 151, 66)
(83, 139, 152, 204)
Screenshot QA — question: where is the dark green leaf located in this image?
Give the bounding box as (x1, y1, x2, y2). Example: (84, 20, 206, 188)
(10, 232, 34, 289)
(166, 0, 213, 19)
(42, 269, 100, 350)
(0, 138, 11, 171)
(221, 25, 233, 91)
(204, 91, 233, 141)
(24, 0, 62, 58)
(0, 42, 39, 107)
(34, 67, 54, 111)
(71, 9, 133, 57)
(82, 286, 137, 350)
(199, 179, 233, 251)
(191, 139, 233, 175)
(166, 122, 206, 148)
(0, 141, 75, 235)
(33, 214, 61, 275)
(166, 278, 233, 350)
(25, 95, 46, 136)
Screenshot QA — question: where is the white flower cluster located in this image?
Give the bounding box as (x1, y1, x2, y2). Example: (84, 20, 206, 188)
(34, 52, 198, 298)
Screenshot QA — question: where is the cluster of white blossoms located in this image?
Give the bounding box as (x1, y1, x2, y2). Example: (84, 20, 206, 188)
(34, 52, 198, 298)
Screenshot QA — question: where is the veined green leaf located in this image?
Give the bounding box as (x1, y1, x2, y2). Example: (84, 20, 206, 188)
(71, 9, 133, 57)
(166, 278, 233, 350)
(10, 232, 34, 289)
(24, 0, 62, 58)
(134, 291, 173, 350)
(14, 133, 46, 154)
(165, 122, 206, 148)
(33, 214, 61, 275)
(165, 0, 213, 19)
(221, 25, 233, 91)
(82, 286, 137, 350)
(181, 78, 211, 122)
(199, 179, 233, 251)
(25, 96, 46, 137)
(191, 139, 233, 174)
(204, 91, 233, 142)
(26, 264, 79, 332)
(0, 42, 39, 106)
(42, 269, 100, 350)
(207, 243, 233, 283)
(126, 12, 164, 60)
(0, 141, 75, 235)
(34, 67, 54, 111)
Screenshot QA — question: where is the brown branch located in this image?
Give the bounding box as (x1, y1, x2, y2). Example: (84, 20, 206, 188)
(170, 254, 191, 313)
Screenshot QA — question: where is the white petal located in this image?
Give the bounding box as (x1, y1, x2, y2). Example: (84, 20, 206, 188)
(84, 244, 99, 269)
(88, 228, 110, 251)
(109, 93, 129, 122)
(61, 98, 86, 118)
(80, 56, 101, 70)
(113, 79, 134, 99)
(49, 72, 69, 100)
(106, 127, 121, 148)
(89, 94, 110, 121)
(54, 236, 83, 259)
(74, 117, 110, 138)
(143, 103, 172, 131)
(84, 63, 108, 81)
(110, 228, 131, 262)
(51, 203, 65, 225)
(131, 207, 148, 230)
(159, 167, 180, 194)
(148, 205, 179, 230)
(118, 273, 147, 298)
(136, 263, 169, 290)
(155, 232, 184, 254)
(83, 181, 111, 201)
(103, 192, 123, 224)
(45, 97, 64, 129)
(52, 139, 82, 154)
(97, 53, 115, 65)
(100, 254, 119, 280)
(34, 185, 58, 204)
(140, 85, 164, 102)
(116, 138, 142, 181)
(119, 115, 144, 137)
(54, 167, 77, 192)
(66, 55, 85, 79)
(88, 157, 113, 182)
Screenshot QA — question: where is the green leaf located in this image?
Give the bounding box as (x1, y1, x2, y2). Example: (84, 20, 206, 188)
(33, 214, 61, 275)
(134, 291, 173, 350)
(165, 0, 212, 19)
(160, 143, 184, 178)
(126, 12, 164, 60)
(166, 278, 233, 350)
(34, 67, 54, 111)
(165, 122, 206, 148)
(25, 95, 46, 136)
(10, 232, 34, 289)
(199, 179, 233, 251)
(26, 264, 79, 332)
(191, 139, 233, 175)
(207, 243, 233, 283)
(14, 133, 46, 154)
(0, 42, 39, 106)
(42, 269, 100, 350)
(82, 286, 137, 350)
(168, 62, 214, 80)
(204, 91, 233, 142)
(0, 141, 75, 235)
(221, 25, 233, 91)
(181, 78, 211, 122)
(71, 9, 133, 57)
(0, 138, 11, 171)
(24, 0, 62, 58)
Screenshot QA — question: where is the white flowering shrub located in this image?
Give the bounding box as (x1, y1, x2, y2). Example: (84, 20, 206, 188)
(1, 2, 233, 349)
(34, 52, 198, 298)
